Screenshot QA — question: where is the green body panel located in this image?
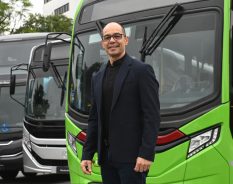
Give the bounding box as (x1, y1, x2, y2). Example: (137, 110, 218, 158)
(221, 0, 230, 103)
(65, 114, 102, 183)
(65, 0, 84, 112)
(147, 143, 188, 183)
(66, 103, 233, 183)
(184, 147, 229, 184)
(181, 103, 232, 183)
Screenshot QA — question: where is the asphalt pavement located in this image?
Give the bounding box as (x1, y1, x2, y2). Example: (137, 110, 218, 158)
(0, 171, 70, 184)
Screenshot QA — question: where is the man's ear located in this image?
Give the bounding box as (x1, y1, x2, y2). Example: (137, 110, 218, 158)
(125, 36, 129, 46)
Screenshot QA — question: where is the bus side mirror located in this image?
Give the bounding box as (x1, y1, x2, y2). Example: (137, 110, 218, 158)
(43, 42, 52, 72)
(10, 63, 28, 107)
(10, 74, 16, 95)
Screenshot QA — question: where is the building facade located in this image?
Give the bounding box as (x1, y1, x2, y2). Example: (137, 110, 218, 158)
(43, 0, 80, 19)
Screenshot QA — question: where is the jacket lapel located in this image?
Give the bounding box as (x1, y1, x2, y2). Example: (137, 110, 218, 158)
(111, 56, 131, 112)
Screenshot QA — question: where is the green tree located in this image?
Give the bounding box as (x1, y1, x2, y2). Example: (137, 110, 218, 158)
(14, 14, 73, 34)
(0, 0, 32, 34)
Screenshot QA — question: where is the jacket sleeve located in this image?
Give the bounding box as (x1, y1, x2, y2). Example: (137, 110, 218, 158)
(82, 76, 98, 161)
(138, 64, 160, 161)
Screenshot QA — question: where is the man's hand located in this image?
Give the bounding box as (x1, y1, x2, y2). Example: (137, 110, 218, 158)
(134, 157, 152, 172)
(81, 160, 92, 174)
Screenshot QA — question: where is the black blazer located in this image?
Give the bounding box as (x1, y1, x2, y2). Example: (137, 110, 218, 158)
(82, 54, 160, 164)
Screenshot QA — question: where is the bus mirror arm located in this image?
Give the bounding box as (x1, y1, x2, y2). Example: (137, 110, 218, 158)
(9, 74, 25, 108)
(9, 64, 28, 107)
(43, 42, 52, 72)
(10, 74, 16, 95)
(43, 32, 72, 73)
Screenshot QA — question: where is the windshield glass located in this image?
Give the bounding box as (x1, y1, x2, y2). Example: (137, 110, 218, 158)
(0, 39, 45, 66)
(81, 0, 200, 24)
(26, 66, 67, 120)
(25, 43, 69, 120)
(0, 38, 45, 128)
(0, 86, 24, 128)
(69, 11, 218, 114)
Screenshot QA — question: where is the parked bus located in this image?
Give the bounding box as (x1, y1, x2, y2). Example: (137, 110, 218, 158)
(65, 0, 233, 183)
(10, 33, 70, 176)
(0, 33, 49, 180)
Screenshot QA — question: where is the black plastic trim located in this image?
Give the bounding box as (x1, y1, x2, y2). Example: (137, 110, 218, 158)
(66, 112, 88, 130)
(0, 153, 23, 171)
(0, 139, 22, 156)
(155, 136, 189, 153)
(24, 117, 66, 139)
(0, 129, 22, 141)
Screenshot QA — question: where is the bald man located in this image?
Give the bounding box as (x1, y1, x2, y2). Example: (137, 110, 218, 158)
(81, 22, 160, 184)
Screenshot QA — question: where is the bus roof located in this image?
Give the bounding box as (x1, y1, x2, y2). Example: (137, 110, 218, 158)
(0, 33, 50, 42)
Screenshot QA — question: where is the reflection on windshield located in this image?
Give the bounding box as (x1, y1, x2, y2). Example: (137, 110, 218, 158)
(26, 67, 67, 120)
(70, 32, 105, 114)
(70, 11, 218, 114)
(32, 83, 50, 118)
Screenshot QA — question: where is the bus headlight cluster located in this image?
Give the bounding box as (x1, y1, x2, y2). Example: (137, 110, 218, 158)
(23, 129, 31, 151)
(67, 132, 77, 154)
(187, 127, 220, 158)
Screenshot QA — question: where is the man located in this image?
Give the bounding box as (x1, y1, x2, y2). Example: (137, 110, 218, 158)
(81, 22, 160, 184)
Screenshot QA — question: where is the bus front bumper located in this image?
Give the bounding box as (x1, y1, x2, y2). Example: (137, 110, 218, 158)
(23, 143, 68, 174)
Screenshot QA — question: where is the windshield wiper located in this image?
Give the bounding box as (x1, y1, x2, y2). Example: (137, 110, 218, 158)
(50, 63, 63, 88)
(140, 26, 148, 62)
(60, 71, 67, 106)
(140, 3, 183, 61)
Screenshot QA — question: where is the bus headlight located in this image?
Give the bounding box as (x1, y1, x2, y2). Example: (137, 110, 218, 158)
(23, 130, 31, 151)
(187, 126, 220, 158)
(67, 132, 77, 154)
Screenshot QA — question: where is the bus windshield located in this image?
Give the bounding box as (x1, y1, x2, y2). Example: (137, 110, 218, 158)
(0, 39, 44, 67)
(0, 38, 45, 128)
(69, 10, 219, 115)
(26, 67, 67, 120)
(0, 86, 25, 128)
(25, 43, 69, 120)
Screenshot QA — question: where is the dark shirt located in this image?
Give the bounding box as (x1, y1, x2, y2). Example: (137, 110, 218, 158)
(102, 55, 125, 142)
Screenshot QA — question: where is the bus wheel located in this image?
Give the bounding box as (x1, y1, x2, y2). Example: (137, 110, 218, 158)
(22, 171, 37, 178)
(0, 170, 18, 180)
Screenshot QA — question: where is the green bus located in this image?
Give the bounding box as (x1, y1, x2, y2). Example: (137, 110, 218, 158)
(65, 0, 233, 183)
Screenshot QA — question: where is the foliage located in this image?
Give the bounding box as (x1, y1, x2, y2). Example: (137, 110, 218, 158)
(14, 14, 73, 34)
(0, 0, 32, 34)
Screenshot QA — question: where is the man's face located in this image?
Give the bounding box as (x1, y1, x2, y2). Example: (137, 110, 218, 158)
(101, 23, 128, 60)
